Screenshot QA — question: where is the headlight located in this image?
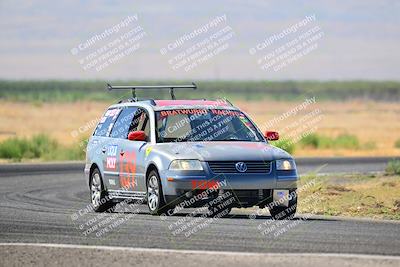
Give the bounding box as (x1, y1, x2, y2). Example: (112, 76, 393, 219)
(276, 159, 295, 170)
(169, 160, 203, 170)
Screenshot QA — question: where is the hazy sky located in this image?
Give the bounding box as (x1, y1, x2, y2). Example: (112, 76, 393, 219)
(0, 0, 399, 80)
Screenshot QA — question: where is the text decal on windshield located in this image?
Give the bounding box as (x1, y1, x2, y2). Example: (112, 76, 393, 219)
(160, 109, 242, 117)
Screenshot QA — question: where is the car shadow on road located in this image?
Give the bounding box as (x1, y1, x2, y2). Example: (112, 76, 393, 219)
(168, 212, 339, 222)
(228, 214, 338, 222)
(112, 208, 338, 222)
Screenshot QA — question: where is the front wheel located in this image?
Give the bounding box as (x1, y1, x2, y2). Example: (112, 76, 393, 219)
(268, 192, 297, 220)
(147, 170, 171, 215)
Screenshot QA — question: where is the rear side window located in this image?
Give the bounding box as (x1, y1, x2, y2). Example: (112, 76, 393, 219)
(94, 108, 121, 137)
(110, 107, 137, 139)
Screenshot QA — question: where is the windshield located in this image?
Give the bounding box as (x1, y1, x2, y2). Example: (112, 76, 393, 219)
(156, 109, 264, 143)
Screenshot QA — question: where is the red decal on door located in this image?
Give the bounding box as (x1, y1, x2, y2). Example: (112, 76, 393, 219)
(119, 151, 136, 190)
(106, 157, 116, 169)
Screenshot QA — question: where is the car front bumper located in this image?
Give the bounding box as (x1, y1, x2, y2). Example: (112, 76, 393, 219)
(160, 169, 298, 201)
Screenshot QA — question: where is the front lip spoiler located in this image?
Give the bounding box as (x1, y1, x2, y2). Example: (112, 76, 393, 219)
(277, 175, 298, 180)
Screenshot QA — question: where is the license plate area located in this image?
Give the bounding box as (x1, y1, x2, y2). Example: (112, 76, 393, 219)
(273, 189, 289, 207)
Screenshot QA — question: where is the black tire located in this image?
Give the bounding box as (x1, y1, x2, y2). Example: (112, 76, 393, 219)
(146, 170, 172, 215)
(268, 195, 297, 220)
(90, 168, 116, 213)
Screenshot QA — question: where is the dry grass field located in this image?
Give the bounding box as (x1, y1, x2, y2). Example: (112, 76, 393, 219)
(238, 99, 400, 156)
(240, 171, 400, 220)
(297, 172, 400, 220)
(0, 99, 399, 157)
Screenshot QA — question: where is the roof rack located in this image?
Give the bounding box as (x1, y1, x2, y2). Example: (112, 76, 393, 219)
(107, 82, 197, 101)
(117, 98, 156, 105)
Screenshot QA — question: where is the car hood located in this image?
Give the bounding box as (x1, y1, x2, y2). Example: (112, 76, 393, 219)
(155, 141, 292, 161)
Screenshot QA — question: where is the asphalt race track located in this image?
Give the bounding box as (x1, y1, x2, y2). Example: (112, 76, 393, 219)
(0, 157, 400, 266)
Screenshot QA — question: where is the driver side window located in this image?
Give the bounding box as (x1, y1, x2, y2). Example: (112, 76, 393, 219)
(130, 108, 151, 141)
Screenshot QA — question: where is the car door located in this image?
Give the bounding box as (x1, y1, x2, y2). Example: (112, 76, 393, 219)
(107, 106, 137, 191)
(118, 107, 151, 195)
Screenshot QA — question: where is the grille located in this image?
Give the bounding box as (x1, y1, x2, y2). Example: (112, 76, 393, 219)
(207, 161, 272, 174)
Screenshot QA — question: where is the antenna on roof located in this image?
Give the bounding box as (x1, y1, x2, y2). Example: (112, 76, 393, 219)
(107, 82, 197, 101)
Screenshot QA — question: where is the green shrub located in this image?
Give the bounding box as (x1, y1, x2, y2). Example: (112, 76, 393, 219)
(334, 134, 360, 149)
(300, 133, 333, 148)
(300, 133, 320, 148)
(0, 137, 30, 161)
(30, 134, 59, 157)
(395, 139, 400, 149)
(0, 134, 85, 162)
(362, 141, 377, 150)
(270, 139, 296, 154)
(44, 139, 86, 161)
(0, 134, 59, 161)
(300, 133, 360, 149)
(386, 160, 400, 175)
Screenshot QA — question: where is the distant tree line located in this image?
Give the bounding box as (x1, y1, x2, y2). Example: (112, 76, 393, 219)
(1, 80, 399, 102)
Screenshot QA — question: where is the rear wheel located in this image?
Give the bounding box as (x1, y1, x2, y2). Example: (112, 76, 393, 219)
(90, 168, 116, 212)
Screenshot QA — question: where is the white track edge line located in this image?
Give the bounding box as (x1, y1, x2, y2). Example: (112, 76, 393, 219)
(0, 243, 399, 260)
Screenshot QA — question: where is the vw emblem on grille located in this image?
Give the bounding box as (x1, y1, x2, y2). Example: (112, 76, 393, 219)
(235, 162, 247, 172)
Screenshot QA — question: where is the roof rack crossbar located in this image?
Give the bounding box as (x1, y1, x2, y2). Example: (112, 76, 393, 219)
(107, 83, 197, 100)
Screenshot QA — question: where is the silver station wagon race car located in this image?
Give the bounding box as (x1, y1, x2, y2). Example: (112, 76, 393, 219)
(84, 84, 298, 220)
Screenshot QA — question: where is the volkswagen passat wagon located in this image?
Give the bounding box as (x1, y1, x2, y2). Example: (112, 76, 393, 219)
(85, 87, 298, 219)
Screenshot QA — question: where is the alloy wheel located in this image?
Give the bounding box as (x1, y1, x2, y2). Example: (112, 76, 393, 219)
(147, 175, 159, 211)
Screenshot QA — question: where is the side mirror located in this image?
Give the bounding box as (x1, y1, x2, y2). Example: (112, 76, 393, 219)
(264, 131, 279, 141)
(128, 131, 147, 141)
